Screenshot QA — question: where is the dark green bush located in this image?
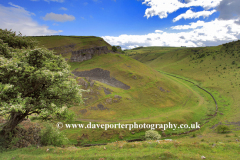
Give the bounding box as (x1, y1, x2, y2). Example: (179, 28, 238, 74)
(112, 46, 117, 52)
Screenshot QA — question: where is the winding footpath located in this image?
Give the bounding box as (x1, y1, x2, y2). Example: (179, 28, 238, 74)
(158, 71, 218, 135)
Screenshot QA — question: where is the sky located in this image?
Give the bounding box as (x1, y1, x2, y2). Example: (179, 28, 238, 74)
(1, 0, 240, 49)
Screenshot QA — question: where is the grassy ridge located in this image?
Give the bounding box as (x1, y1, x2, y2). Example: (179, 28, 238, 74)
(31, 36, 112, 59)
(126, 41, 240, 133)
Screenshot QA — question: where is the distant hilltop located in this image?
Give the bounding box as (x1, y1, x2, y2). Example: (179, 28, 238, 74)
(70, 46, 111, 62)
(31, 35, 113, 62)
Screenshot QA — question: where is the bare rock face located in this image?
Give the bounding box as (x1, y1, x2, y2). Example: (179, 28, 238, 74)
(72, 68, 130, 90)
(70, 46, 109, 62)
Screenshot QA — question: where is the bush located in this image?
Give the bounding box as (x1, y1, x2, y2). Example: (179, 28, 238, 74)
(40, 123, 70, 147)
(112, 46, 117, 52)
(216, 125, 230, 133)
(145, 130, 161, 140)
(0, 29, 37, 49)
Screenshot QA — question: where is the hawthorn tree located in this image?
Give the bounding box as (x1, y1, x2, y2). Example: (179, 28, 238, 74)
(0, 29, 84, 135)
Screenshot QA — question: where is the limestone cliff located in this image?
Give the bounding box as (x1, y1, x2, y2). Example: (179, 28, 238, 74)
(70, 46, 110, 62)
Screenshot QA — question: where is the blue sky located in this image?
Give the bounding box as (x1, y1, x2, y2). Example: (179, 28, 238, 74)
(1, 0, 240, 49)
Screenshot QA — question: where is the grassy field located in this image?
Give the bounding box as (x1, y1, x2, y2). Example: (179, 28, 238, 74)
(1, 140, 240, 160)
(1, 37, 240, 159)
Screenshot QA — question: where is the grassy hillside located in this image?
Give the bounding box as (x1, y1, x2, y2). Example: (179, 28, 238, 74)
(31, 36, 112, 59)
(1, 35, 239, 159)
(56, 52, 217, 145)
(127, 41, 240, 135)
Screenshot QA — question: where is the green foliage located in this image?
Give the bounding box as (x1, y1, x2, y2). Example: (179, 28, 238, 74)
(112, 46, 117, 52)
(145, 130, 161, 140)
(216, 125, 230, 133)
(0, 29, 85, 134)
(40, 123, 70, 147)
(55, 108, 76, 123)
(0, 29, 37, 49)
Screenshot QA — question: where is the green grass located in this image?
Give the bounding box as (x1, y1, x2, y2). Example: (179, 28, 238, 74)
(2, 38, 240, 159)
(126, 41, 240, 133)
(1, 140, 239, 160)
(54, 52, 216, 145)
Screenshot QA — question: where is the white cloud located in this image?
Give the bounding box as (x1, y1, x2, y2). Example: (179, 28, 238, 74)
(142, 0, 222, 19)
(173, 9, 217, 22)
(155, 30, 163, 33)
(102, 18, 240, 49)
(0, 4, 62, 36)
(59, 7, 67, 11)
(171, 20, 206, 30)
(8, 2, 24, 9)
(43, 12, 75, 22)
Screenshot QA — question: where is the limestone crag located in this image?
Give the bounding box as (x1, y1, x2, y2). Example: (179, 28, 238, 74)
(70, 46, 110, 62)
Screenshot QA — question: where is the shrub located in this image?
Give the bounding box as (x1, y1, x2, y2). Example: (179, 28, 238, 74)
(216, 125, 230, 133)
(40, 123, 70, 147)
(145, 130, 161, 140)
(112, 46, 117, 52)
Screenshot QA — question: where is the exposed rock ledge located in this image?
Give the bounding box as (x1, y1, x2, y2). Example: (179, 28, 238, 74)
(72, 68, 130, 90)
(70, 46, 110, 62)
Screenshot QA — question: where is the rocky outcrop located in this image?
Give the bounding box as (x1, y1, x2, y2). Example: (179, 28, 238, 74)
(70, 46, 110, 62)
(72, 68, 130, 90)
